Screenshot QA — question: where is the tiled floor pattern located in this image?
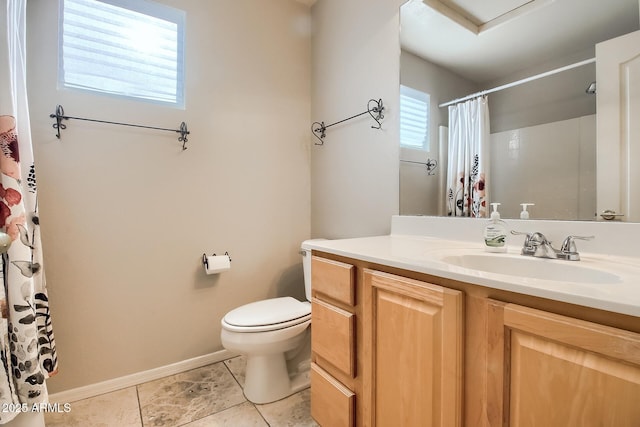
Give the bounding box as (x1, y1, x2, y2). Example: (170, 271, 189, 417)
(45, 356, 318, 426)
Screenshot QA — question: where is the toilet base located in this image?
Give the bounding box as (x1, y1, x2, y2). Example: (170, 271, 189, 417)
(243, 354, 310, 404)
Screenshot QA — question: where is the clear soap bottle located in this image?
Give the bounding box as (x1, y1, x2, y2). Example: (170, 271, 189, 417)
(520, 203, 535, 219)
(484, 203, 507, 253)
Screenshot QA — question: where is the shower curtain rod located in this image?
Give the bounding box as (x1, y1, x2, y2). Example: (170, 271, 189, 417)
(438, 57, 595, 108)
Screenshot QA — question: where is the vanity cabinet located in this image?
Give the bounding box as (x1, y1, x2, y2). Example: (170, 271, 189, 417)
(310, 251, 640, 427)
(486, 300, 640, 426)
(310, 255, 464, 427)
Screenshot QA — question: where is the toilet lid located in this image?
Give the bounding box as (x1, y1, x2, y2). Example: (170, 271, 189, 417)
(223, 297, 311, 328)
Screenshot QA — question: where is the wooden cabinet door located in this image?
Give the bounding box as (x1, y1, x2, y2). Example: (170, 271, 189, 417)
(362, 269, 463, 427)
(487, 300, 640, 427)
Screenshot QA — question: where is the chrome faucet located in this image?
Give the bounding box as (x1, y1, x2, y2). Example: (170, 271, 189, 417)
(513, 231, 558, 259)
(511, 231, 594, 261)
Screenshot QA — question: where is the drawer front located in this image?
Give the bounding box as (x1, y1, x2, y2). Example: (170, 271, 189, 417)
(312, 298, 355, 377)
(312, 256, 355, 306)
(311, 363, 355, 427)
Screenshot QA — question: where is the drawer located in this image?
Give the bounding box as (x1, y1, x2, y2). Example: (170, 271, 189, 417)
(312, 298, 355, 377)
(311, 363, 355, 427)
(312, 256, 355, 306)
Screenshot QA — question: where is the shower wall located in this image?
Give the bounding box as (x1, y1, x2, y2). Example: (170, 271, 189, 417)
(490, 115, 596, 220)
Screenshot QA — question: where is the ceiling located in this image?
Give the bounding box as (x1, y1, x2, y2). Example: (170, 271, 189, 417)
(400, 0, 640, 83)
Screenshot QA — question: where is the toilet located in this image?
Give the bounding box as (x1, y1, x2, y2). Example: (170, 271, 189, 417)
(220, 240, 316, 404)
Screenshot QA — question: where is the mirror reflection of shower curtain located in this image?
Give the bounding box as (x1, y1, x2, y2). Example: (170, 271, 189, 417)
(446, 96, 490, 217)
(438, 126, 448, 216)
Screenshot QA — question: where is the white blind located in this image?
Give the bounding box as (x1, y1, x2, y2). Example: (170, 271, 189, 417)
(400, 85, 430, 150)
(59, 0, 185, 107)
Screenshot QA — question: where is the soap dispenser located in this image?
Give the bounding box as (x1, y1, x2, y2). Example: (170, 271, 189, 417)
(520, 203, 535, 219)
(484, 203, 507, 253)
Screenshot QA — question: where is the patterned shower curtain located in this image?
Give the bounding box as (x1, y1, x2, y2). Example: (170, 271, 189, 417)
(446, 96, 490, 217)
(0, 0, 57, 422)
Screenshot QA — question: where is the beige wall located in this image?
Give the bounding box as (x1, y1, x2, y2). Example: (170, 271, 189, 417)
(27, 0, 311, 393)
(310, 0, 402, 239)
(400, 50, 479, 140)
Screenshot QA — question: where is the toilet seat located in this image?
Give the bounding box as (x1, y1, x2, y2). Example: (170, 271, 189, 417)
(222, 297, 311, 333)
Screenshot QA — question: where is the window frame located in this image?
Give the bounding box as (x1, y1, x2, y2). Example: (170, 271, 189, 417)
(58, 0, 186, 108)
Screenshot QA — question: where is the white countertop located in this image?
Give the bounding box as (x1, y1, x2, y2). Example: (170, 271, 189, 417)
(304, 234, 640, 317)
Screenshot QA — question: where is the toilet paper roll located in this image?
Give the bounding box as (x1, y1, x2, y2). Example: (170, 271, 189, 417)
(204, 255, 231, 275)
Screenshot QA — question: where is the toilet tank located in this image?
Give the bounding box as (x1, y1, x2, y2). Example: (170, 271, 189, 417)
(301, 239, 325, 302)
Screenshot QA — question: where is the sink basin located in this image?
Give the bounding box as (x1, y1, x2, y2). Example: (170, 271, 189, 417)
(440, 253, 622, 284)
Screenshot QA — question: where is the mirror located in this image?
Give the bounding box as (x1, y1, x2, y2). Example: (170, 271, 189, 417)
(399, 0, 640, 220)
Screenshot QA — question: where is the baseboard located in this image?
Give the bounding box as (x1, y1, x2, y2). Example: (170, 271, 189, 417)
(48, 349, 239, 404)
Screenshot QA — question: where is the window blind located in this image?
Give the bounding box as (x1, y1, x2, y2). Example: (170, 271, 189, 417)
(400, 85, 430, 150)
(59, 0, 185, 107)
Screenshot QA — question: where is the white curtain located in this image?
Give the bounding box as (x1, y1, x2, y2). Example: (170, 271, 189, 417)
(0, 0, 57, 422)
(446, 96, 490, 218)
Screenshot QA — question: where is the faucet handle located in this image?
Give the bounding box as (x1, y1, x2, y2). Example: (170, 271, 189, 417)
(528, 232, 551, 245)
(511, 230, 551, 245)
(510, 230, 533, 245)
(560, 235, 595, 253)
(510, 230, 532, 238)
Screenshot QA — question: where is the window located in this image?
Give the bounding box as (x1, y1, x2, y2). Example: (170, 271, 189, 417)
(59, 0, 185, 108)
(400, 85, 430, 151)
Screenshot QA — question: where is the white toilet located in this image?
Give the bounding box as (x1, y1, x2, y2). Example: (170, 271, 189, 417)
(220, 241, 316, 404)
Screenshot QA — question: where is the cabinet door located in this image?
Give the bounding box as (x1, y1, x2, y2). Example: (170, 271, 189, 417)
(487, 300, 640, 427)
(362, 269, 463, 427)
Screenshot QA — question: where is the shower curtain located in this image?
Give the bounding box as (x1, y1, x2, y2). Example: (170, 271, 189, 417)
(446, 96, 490, 217)
(0, 0, 57, 422)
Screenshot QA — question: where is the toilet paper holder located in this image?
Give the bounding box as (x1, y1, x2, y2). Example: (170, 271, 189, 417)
(202, 251, 232, 269)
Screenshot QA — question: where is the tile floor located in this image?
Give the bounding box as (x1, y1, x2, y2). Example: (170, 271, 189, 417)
(45, 356, 318, 427)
